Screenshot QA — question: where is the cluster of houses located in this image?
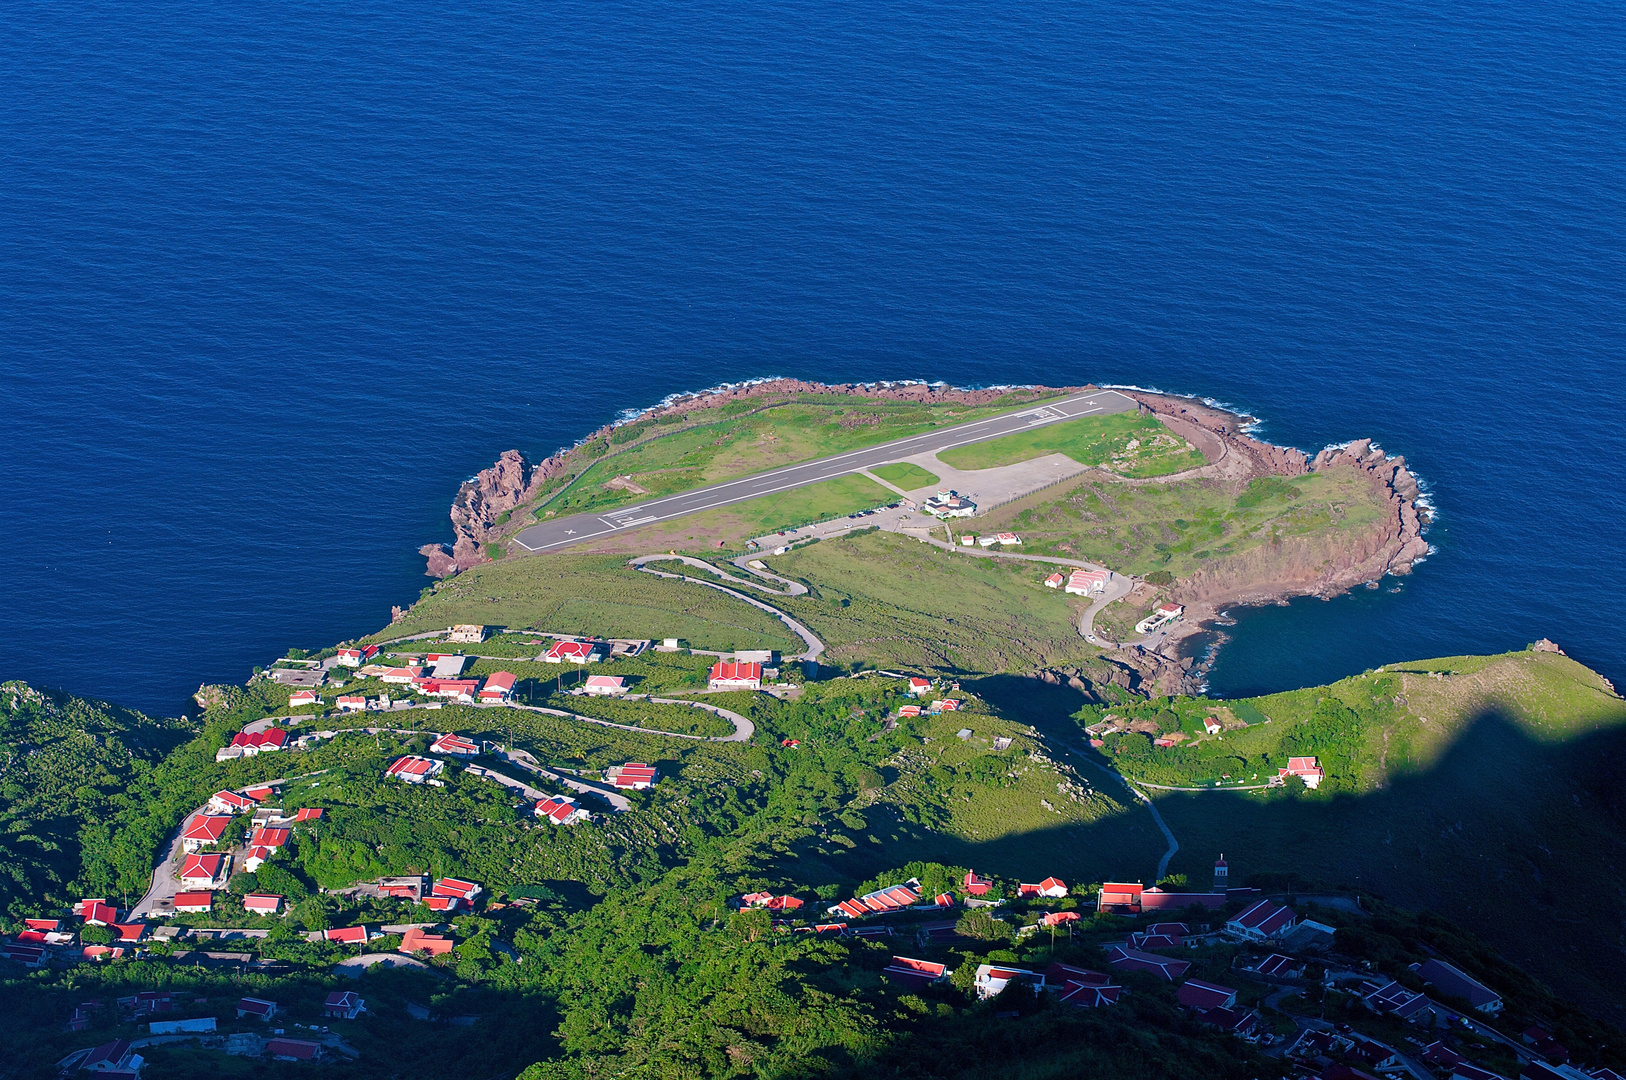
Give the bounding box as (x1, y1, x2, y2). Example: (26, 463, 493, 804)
(922, 490, 977, 518)
(1134, 602, 1185, 635)
(1044, 567, 1114, 595)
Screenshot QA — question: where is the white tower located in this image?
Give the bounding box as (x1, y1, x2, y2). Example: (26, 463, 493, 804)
(1213, 855, 1229, 891)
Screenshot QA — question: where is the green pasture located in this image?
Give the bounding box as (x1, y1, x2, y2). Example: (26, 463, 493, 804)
(870, 461, 940, 489)
(938, 412, 1205, 477)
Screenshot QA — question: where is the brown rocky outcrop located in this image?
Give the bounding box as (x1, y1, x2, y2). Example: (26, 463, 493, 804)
(1122, 390, 1311, 478)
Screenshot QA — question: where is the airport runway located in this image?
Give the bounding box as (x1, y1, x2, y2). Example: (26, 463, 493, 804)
(511, 389, 1136, 553)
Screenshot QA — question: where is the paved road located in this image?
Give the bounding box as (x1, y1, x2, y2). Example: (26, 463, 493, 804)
(512, 390, 1136, 552)
(631, 561, 825, 661)
(496, 748, 632, 812)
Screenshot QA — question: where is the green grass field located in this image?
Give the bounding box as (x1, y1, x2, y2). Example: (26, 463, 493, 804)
(367, 553, 797, 653)
(938, 413, 1206, 477)
(978, 468, 1391, 579)
(870, 461, 940, 489)
(536, 395, 1053, 519)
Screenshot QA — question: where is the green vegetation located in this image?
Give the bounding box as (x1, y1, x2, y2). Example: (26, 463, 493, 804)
(938, 413, 1205, 477)
(369, 553, 798, 653)
(0, 683, 196, 916)
(870, 461, 940, 489)
(981, 467, 1389, 578)
(706, 472, 893, 535)
(538, 395, 1051, 519)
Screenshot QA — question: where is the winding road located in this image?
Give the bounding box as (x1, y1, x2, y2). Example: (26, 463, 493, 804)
(630, 558, 824, 661)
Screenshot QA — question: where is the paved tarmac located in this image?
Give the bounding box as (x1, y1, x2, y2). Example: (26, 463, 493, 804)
(512, 389, 1136, 553)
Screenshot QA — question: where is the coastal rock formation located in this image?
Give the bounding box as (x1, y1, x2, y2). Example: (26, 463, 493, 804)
(1122, 390, 1311, 478)
(422, 449, 547, 576)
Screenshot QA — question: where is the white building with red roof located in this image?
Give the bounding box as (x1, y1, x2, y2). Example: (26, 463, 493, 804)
(534, 795, 591, 825)
(336, 695, 368, 712)
(963, 870, 993, 896)
(207, 789, 257, 815)
(1046, 963, 1122, 1007)
(582, 675, 627, 696)
(828, 880, 922, 919)
(250, 827, 290, 849)
(1226, 899, 1297, 942)
(323, 991, 366, 1019)
(181, 815, 232, 853)
(606, 763, 658, 790)
(974, 964, 1042, 999)
(335, 645, 379, 668)
(241, 846, 274, 873)
(544, 640, 603, 664)
(288, 690, 320, 708)
(236, 997, 278, 1020)
(1275, 756, 1325, 789)
(708, 661, 762, 691)
(1044, 572, 1065, 588)
(78, 899, 118, 927)
(478, 671, 518, 702)
(385, 756, 445, 784)
(1104, 945, 1192, 980)
(1017, 877, 1068, 899)
(430, 733, 480, 757)
(415, 678, 479, 703)
(379, 666, 424, 684)
(324, 925, 368, 945)
(243, 893, 284, 915)
(883, 957, 948, 988)
(1178, 980, 1238, 1010)
(172, 891, 213, 913)
(907, 677, 931, 696)
(179, 853, 231, 890)
(1097, 882, 1144, 913)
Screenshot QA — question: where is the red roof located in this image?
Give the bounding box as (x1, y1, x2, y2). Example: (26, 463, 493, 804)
(433, 877, 481, 899)
(325, 926, 367, 943)
(423, 895, 460, 912)
(545, 640, 600, 661)
(294, 807, 324, 821)
(481, 671, 517, 694)
(325, 990, 363, 1008)
(179, 853, 228, 883)
(243, 893, 283, 912)
(244, 784, 274, 799)
(172, 891, 213, 910)
(182, 815, 232, 843)
(24, 918, 60, 932)
(230, 729, 289, 750)
(535, 796, 584, 824)
(934, 893, 956, 908)
(1178, 980, 1237, 1010)
(1041, 911, 1081, 926)
(430, 733, 480, 755)
(78, 899, 118, 925)
(210, 789, 255, 810)
(709, 661, 763, 683)
(1229, 899, 1296, 936)
(1104, 945, 1191, 980)
(267, 1038, 320, 1060)
(386, 755, 441, 777)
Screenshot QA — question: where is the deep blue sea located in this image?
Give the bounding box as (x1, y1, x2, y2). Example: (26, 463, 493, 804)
(3, 0, 1623, 715)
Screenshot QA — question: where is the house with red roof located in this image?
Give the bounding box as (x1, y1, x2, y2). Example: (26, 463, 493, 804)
(1044, 963, 1122, 1008)
(963, 870, 994, 896)
(544, 640, 603, 664)
(433, 878, 482, 902)
(244, 785, 276, 802)
(207, 789, 257, 815)
(534, 795, 590, 825)
(78, 899, 118, 927)
(897, 704, 922, 718)
(1225, 899, 1296, 942)
(293, 807, 324, 821)
(1178, 980, 1238, 1010)
(416, 679, 479, 703)
(179, 853, 230, 890)
(975, 964, 1042, 1000)
(1104, 945, 1191, 980)
(582, 674, 627, 696)
(400, 927, 454, 956)
(606, 762, 658, 790)
(181, 815, 231, 853)
(708, 661, 763, 691)
(323, 990, 366, 1019)
(478, 671, 518, 702)
(241, 846, 274, 873)
(828, 880, 922, 919)
(380, 666, 424, 684)
(112, 923, 147, 944)
(324, 926, 368, 945)
(385, 755, 445, 784)
(336, 695, 368, 712)
(1202, 1006, 1262, 1040)
(883, 956, 948, 988)
(268, 1038, 324, 1062)
(1, 941, 46, 967)
(907, 677, 931, 696)
(429, 732, 480, 757)
(1250, 953, 1305, 979)
(58, 1039, 141, 1076)
(1272, 756, 1325, 789)
(336, 645, 379, 667)
(1041, 911, 1081, 927)
(1017, 877, 1067, 899)
(236, 997, 278, 1020)
(1097, 882, 1144, 913)
(934, 893, 956, 908)
(224, 728, 289, 757)
(243, 893, 284, 915)
(1044, 572, 1065, 588)
(288, 690, 320, 709)
(251, 827, 290, 849)
(172, 892, 212, 914)
(1139, 887, 1226, 910)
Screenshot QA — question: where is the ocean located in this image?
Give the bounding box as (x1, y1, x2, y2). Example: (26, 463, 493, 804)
(3, 0, 1623, 714)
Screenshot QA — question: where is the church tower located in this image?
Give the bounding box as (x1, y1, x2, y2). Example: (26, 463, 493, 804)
(1213, 855, 1229, 891)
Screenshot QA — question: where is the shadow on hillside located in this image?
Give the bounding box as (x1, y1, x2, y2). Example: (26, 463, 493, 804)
(854, 677, 1626, 1024)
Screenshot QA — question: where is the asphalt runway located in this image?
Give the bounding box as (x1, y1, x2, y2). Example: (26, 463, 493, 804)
(511, 389, 1136, 553)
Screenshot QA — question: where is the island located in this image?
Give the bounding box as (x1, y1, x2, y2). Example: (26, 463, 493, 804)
(4, 382, 1623, 1080)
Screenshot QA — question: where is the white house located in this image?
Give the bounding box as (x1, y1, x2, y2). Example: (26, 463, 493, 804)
(1065, 569, 1111, 596)
(708, 661, 762, 691)
(583, 675, 627, 696)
